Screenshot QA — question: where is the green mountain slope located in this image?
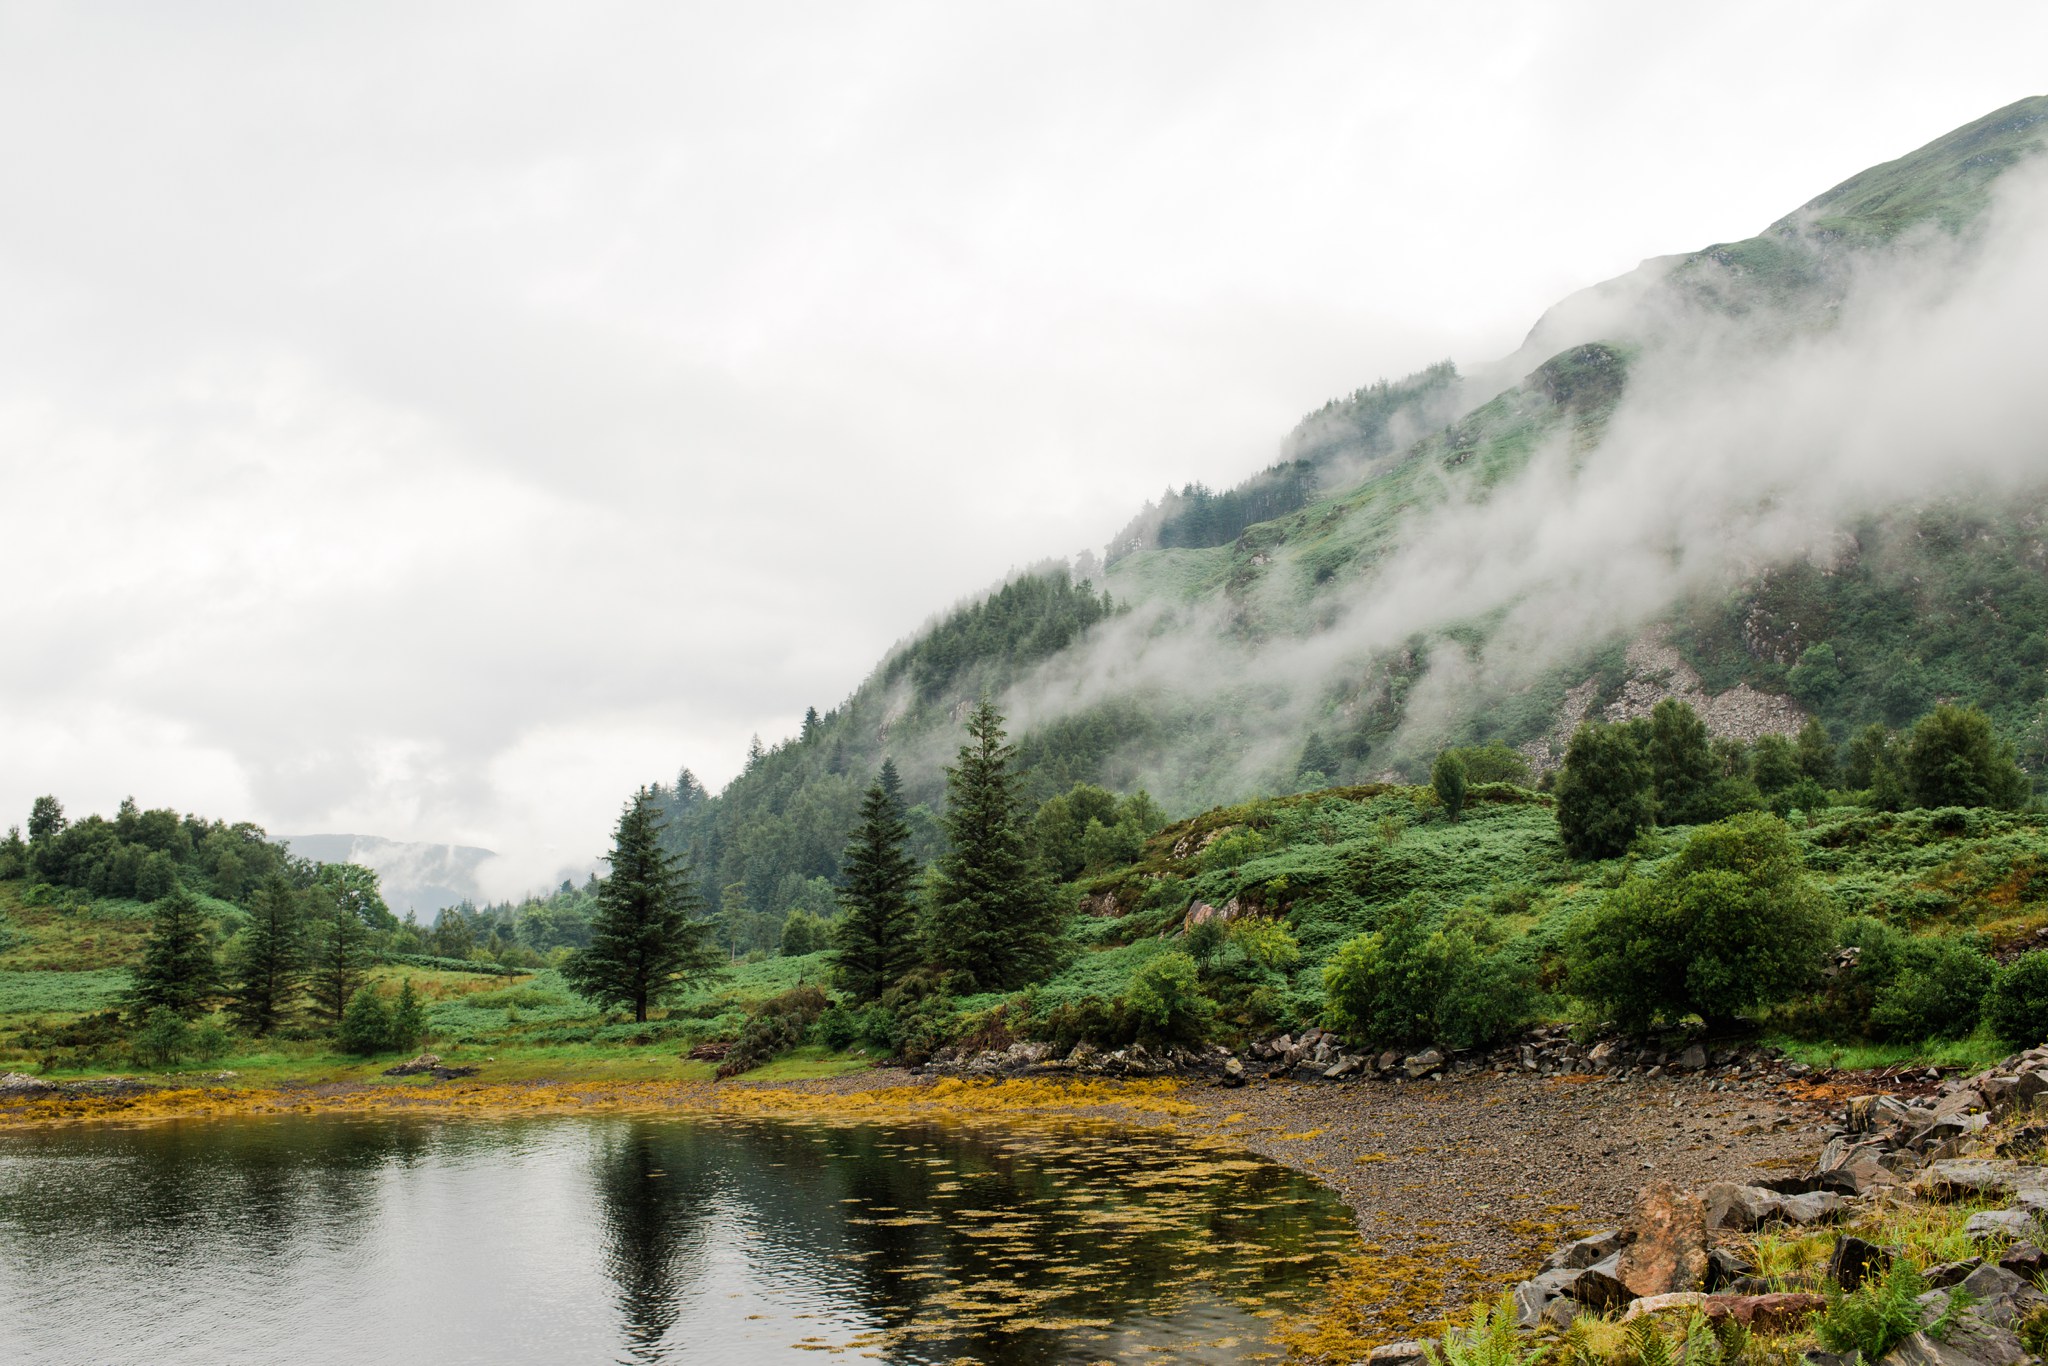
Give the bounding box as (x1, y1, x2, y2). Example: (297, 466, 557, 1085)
(656, 96, 2048, 925)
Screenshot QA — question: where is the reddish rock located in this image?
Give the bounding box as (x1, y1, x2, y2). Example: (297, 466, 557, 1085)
(1702, 1293, 1827, 1333)
(1617, 1181, 1710, 1297)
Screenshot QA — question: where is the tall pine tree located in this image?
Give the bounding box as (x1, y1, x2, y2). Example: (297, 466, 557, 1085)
(227, 874, 307, 1034)
(923, 700, 1059, 991)
(832, 760, 921, 1001)
(565, 788, 723, 1022)
(310, 880, 372, 1025)
(130, 885, 218, 1021)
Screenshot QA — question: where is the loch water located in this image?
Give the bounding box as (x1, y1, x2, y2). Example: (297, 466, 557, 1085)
(0, 1113, 1357, 1364)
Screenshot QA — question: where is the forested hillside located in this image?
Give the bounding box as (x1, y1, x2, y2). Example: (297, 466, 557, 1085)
(642, 96, 2048, 953)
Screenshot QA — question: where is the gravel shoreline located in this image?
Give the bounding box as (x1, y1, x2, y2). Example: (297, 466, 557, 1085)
(1171, 1069, 1832, 1318)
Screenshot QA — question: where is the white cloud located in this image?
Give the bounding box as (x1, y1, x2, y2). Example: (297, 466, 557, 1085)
(1, 2, 2043, 882)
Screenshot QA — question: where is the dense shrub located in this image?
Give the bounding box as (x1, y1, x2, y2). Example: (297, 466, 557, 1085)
(1564, 813, 1835, 1033)
(1119, 951, 1215, 1043)
(1988, 953, 2048, 1046)
(1322, 903, 1532, 1050)
(1868, 936, 1994, 1041)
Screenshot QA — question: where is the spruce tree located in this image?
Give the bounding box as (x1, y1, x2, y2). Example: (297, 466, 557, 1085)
(832, 760, 921, 1002)
(130, 885, 218, 1021)
(227, 874, 307, 1034)
(923, 700, 1059, 991)
(311, 881, 372, 1025)
(390, 978, 427, 1053)
(564, 787, 722, 1023)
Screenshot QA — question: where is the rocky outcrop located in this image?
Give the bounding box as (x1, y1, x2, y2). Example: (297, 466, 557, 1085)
(1616, 1183, 1709, 1298)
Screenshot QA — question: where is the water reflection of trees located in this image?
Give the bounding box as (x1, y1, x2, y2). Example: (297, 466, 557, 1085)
(0, 1116, 418, 1265)
(589, 1122, 720, 1363)
(713, 1119, 1350, 1366)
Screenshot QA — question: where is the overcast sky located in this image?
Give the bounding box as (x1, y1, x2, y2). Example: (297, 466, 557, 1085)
(2, 2, 2042, 894)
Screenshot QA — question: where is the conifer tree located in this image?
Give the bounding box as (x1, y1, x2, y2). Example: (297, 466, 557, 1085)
(337, 984, 393, 1055)
(130, 885, 218, 1021)
(226, 874, 307, 1034)
(833, 760, 921, 1001)
(564, 788, 722, 1023)
(311, 881, 372, 1025)
(923, 701, 1059, 990)
(390, 978, 427, 1052)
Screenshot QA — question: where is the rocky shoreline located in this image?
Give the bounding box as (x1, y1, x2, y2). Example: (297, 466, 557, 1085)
(1339, 1043, 2048, 1366)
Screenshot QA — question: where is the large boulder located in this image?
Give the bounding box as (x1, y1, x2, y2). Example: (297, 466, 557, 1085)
(1617, 1182, 1709, 1298)
(1914, 1160, 2048, 1202)
(1704, 1183, 1783, 1232)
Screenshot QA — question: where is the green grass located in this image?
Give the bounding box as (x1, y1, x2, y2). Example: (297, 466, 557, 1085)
(1763, 1030, 2012, 1075)
(0, 968, 131, 1018)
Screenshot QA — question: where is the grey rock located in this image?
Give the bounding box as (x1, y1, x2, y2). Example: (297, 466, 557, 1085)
(1777, 1191, 1848, 1226)
(1366, 1342, 1429, 1366)
(1964, 1210, 2039, 1242)
(1403, 1048, 1445, 1079)
(1675, 1044, 1708, 1072)
(1324, 1054, 1363, 1080)
(1925, 1259, 1983, 1289)
(1704, 1183, 1783, 1232)
(1936, 1089, 1990, 1120)
(1958, 1263, 2048, 1327)
(1219, 1057, 1246, 1087)
(1880, 1325, 2026, 1366)
(1512, 1269, 1582, 1327)
(1569, 1257, 1631, 1314)
(1544, 1230, 1631, 1272)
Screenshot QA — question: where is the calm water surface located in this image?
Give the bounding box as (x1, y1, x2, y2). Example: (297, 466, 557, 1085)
(0, 1114, 1356, 1364)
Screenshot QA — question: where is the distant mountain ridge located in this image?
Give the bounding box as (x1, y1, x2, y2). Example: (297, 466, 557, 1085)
(279, 834, 496, 918)
(651, 95, 2048, 921)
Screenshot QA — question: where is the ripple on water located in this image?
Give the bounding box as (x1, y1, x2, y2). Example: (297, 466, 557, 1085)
(0, 1113, 1358, 1364)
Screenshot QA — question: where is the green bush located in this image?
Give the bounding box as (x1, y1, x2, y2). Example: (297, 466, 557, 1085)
(1564, 813, 1835, 1033)
(132, 1007, 190, 1066)
(1554, 722, 1654, 860)
(1119, 950, 1215, 1043)
(1322, 903, 1531, 1050)
(1868, 936, 1994, 1042)
(1988, 952, 2048, 1046)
